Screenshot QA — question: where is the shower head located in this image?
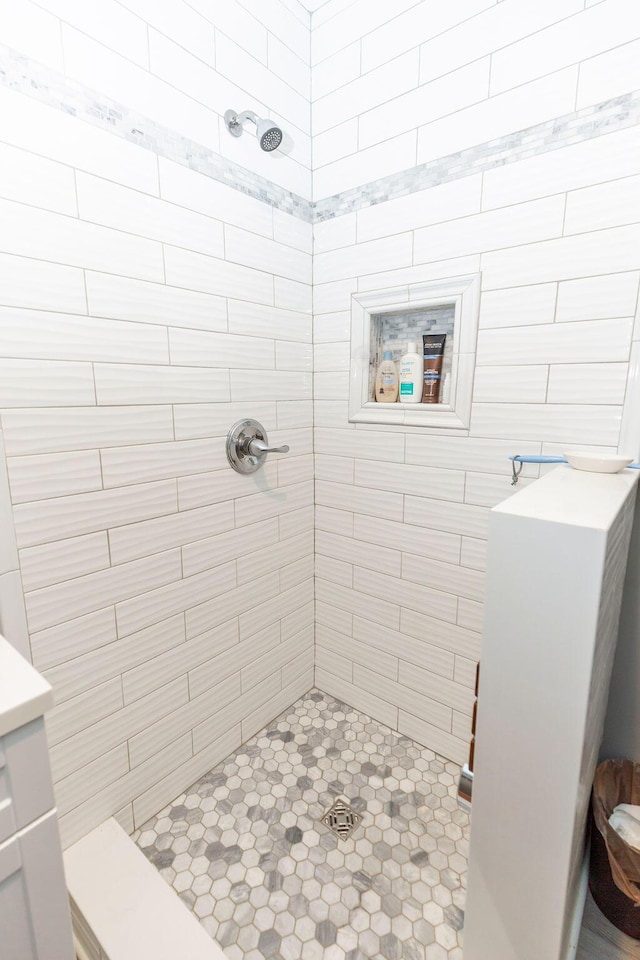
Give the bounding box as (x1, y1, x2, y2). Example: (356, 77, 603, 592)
(224, 109, 283, 152)
(256, 118, 283, 152)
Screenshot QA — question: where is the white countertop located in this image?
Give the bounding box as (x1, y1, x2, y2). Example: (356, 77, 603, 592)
(0, 633, 54, 738)
(493, 464, 639, 530)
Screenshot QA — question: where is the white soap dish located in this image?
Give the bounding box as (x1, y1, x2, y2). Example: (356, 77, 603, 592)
(563, 451, 633, 474)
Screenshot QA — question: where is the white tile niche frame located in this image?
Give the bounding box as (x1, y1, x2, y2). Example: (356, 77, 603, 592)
(349, 274, 481, 429)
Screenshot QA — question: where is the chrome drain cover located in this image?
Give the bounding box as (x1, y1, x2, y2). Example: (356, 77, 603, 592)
(321, 798, 362, 841)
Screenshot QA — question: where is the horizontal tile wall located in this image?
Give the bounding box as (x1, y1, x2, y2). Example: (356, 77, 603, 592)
(0, 0, 314, 847)
(311, 0, 640, 201)
(312, 0, 640, 763)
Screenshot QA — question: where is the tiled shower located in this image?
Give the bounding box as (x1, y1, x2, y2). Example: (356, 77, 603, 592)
(0, 0, 639, 958)
(133, 690, 469, 959)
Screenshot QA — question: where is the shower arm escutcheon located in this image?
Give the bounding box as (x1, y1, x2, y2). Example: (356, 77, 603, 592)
(226, 418, 290, 475)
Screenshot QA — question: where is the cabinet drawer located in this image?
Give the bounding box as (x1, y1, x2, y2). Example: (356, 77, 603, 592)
(1, 718, 55, 831)
(0, 833, 21, 884)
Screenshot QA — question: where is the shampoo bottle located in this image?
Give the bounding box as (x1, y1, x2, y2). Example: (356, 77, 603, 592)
(375, 351, 399, 402)
(398, 341, 422, 403)
(422, 333, 447, 403)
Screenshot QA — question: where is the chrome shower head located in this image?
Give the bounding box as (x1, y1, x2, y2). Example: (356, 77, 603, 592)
(224, 109, 283, 152)
(256, 118, 283, 152)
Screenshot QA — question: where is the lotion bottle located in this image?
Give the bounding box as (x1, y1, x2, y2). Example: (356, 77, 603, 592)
(375, 351, 399, 402)
(398, 341, 422, 403)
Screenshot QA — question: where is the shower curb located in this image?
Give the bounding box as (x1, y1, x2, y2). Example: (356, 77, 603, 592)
(64, 818, 224, 960)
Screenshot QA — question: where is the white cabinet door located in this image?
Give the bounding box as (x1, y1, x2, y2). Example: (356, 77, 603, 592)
(0, 834, 36, 960)
(0, 810, 75, 960)
(21, 810, 75, 960)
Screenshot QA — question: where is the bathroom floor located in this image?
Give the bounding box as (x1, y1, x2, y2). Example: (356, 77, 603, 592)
(134, 689, 469, 960)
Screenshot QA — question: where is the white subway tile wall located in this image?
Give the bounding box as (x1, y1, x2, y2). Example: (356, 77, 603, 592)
(0, 0, 638, 848)
(0, 1, 313, 848)
(312, 0, 640, 764)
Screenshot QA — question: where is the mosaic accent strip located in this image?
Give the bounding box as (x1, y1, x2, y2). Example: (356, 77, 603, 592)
(134, 688, 469, 960)
(314, 88, 640, 222)
(1, 43, 639, 226)
(369, 305, 455, 405)
(0, 43, 313, 221)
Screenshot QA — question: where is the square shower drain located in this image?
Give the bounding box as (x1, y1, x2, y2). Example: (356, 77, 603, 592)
(321, 797, 362, 841)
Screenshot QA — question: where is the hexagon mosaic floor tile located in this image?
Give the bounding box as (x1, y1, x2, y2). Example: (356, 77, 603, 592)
(134, 689, 470, 960)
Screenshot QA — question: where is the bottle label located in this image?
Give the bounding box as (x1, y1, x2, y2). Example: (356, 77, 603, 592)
(400, 383, 414, 395)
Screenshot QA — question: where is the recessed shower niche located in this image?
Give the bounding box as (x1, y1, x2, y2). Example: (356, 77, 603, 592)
(349, 275, 481, 429)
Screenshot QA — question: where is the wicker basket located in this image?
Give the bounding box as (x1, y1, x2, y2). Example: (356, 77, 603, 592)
(589, 804, 640, 938)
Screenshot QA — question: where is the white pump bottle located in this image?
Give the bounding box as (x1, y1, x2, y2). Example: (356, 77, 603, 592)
(398, 342, 422, 403)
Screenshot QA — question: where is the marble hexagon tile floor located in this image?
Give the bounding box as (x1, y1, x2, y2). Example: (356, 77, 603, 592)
(134, 689, 469, 960)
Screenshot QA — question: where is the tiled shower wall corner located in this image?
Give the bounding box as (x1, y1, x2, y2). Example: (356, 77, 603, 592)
(0, 0, 639, 853)
(0, 0, 314, 848)
(312, 0, 640, 762)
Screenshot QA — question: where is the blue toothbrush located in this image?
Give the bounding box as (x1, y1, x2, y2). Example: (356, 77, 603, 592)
(509, 454, 640, 486)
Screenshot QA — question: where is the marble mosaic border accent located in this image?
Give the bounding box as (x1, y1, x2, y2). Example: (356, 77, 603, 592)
(314, 88, 640, 222)
(0, 43, 313, 221)
(1, 43, 639, 226)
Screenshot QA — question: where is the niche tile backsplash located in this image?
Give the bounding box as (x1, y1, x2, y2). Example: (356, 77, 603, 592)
(369, 305, 455, 403)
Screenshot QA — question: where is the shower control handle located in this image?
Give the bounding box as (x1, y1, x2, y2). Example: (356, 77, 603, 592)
(226, 418, 290, 475)
(246, 438, 290, 456)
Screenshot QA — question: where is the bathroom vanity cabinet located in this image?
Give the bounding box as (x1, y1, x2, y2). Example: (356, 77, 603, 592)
(0, 635, 75, 960)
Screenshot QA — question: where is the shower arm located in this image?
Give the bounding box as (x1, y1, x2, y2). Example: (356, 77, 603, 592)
(231, 110, 259, 130)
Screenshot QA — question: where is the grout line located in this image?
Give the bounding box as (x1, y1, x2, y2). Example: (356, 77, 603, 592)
(561, 190, 569, 238)
(80, 268, 90, 316)
(71, 168, 80, 219)
(90, 362, 98, 406)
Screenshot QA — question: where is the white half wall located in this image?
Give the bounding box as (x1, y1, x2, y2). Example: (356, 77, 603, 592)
(464, 465, 638, 960)
(603, 483, 640, 763)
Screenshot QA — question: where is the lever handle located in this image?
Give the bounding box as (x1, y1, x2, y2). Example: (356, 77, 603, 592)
(247, 438, 290, 456)
(226, 418, 289, 475)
